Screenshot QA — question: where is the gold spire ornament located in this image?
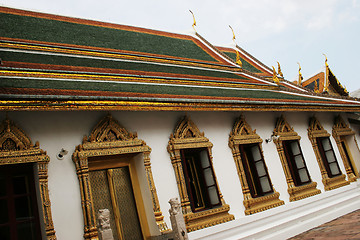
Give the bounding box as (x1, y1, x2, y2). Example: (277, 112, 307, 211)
(297, 62, 303, 85)
(323, 53, 329, 67)
(229, 25, 236, 43)
(323, 54, 329, 92)
(272, 66, 280, 84)
(236, 50, 242, 68)
(189, 10, 197, 32)
(277, 61, 283, 77)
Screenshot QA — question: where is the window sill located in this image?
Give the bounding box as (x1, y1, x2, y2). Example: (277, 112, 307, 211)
(244, 191, 285, 215)
(183, 204, 234, 232)
(323, 174, 350, 191)
(288, 182, 321, 202)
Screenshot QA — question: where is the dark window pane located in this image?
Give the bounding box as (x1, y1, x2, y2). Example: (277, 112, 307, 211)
(321, 138, 332, 151)
(0, 199, 9, 224)
(17, 221, 36, 240)
(259, 177, 272, 193)
(0, 225, 10, 240)
(255, 161, 266, 177)
(0, 176, 5, 197)
(15, 196, 33, 220)
(208, 186, 220, 205)
(290, 141, 301, 155)
(294, 155, 305, 169)
(203, 168, 215, 186)
(329, 163, 341, 176)
(298, 169, 310, 183)
(13, 175, 28, 195)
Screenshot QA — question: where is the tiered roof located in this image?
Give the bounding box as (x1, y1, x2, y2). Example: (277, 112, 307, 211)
(1, 7, 359, 111)
(302, 62, 349, 97)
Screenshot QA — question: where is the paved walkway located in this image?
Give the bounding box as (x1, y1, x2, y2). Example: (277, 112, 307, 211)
(289, 209, 360, 239)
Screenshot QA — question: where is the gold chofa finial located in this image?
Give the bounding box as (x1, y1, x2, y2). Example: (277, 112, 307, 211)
(272, 66, 280, 84)
(323, 53, 329, 67)
(236, 50, 242, 68)
(297, 62, 303, 85)
(229, 25, 236, 43)
(189, 10, 197, 32)
(277, 61, 283, 78)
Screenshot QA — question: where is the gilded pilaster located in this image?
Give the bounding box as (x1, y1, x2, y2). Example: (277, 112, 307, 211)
(143, 151, 170, 232)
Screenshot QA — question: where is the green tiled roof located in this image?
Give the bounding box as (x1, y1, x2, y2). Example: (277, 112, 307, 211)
(0, 12, 216, 62)
(1, 7, 359, 112)
(0, 77, 334, 102)
(222, 51, 262, 73)
(0, 50, 247, 80)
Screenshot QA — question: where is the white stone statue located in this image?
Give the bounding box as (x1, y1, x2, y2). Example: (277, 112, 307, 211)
(169, 198, 188, 240)
(98, 209, 114, 240)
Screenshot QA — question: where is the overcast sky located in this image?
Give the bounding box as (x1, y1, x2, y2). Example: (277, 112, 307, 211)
(2, 0, 360, 92)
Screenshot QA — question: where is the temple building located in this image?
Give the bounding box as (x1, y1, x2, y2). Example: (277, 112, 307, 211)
(1, 6, 360, 240)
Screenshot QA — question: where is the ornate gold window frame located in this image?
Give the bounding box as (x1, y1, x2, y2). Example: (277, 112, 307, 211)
(167, 116, 234, 232)
(229, 115, 284, 215)
(0, 118, 56, 239)
(332, 115, 359, 182)
(273, 115, 321, 201)
(72, 114, 169, 240)
(307, 117, 349, 190)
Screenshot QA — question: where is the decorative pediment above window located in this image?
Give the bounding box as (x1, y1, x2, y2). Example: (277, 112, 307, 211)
(169, 116, 211, 150)
(88, 114, 137, 142)
(78, 114, 147, 155)
(308, 117, 327, 134)
(0, 118, 33, 152)
(332, 115, 355, 137)
(229, 115, 261, 145)
(274, 115, 299, 141)
(171, 115, 204, 139)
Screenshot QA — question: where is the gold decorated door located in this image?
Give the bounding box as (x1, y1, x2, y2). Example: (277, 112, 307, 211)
(88, 155, 144, 240)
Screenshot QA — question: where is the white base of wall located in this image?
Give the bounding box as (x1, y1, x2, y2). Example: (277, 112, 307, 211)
(189, 180, 360, 240)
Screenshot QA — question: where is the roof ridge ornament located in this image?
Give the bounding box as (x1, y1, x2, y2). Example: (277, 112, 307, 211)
(229, 25, 242, 68)
(272, 66, 280, 84)
(277, 61, 284, 78)
(229, 25, 236, 44)
(297, 62, 303, 86)
(235, 50, 243, 68)
(189, 10, 197, 32)
(323, 53, 329, 92)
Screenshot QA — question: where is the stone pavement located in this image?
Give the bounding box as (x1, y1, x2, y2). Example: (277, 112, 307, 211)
(289, 209, 360, 239)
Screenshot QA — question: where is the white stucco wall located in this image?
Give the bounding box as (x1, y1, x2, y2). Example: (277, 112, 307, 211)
(1, 111, 359, 240)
